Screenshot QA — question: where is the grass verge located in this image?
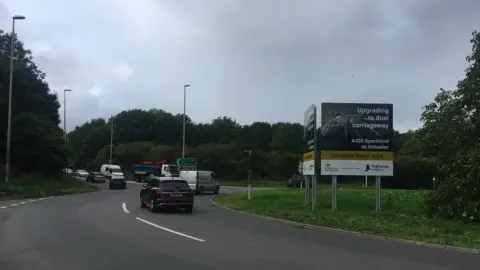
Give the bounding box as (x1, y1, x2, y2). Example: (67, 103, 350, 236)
(0, 176, 99, 201)
(220, 180, 287, 187)
(215, 188, 480, 250)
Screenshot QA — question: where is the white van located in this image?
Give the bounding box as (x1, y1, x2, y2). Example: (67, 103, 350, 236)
(180, 170, 219, 195)
(100, 164, 124, 179)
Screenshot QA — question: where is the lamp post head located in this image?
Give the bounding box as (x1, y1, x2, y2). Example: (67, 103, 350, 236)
(64, 89, 72, 92)
(13, 15, 26, 20)
(184, 84, 190, 88)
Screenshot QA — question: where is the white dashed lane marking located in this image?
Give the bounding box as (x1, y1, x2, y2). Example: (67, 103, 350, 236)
(122, 202, 130, 214)
(0, 196, 54, 210)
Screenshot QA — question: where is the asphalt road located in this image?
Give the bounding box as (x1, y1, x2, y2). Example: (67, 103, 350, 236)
(0, 182, 478, 270)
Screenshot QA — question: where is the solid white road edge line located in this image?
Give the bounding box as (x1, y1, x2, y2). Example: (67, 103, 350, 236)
(122, 202, 130, 214)
(135, 217, 206, 242)
(9, 204, 18, 207)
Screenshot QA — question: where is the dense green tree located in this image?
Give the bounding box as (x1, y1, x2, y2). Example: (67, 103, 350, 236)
(0, 30, 67, 177)
(420, 31, 480, 221)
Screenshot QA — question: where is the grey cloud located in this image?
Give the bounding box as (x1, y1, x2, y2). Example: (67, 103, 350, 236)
(1, 0, 480, 132)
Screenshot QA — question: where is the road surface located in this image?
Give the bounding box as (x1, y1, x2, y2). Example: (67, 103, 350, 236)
(0, 182, 478, 270)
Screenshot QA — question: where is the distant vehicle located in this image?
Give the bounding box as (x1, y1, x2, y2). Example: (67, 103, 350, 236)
(100, 164, 126, 190)
(100, 164, 124, 179)
(75, 169, 89, 180)
(288, 173, 304, 188)
(86, 172, 106, 183)
(132, 160, 180, 182)
(180, 170, 219, 195)
(63, 168, 73, 174)
(132, 164, 155, 182)
(140, 177, 194, 213)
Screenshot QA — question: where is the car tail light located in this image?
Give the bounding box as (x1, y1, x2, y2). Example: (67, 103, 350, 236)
(184, 189, 193, 194)
(155, 189, 167, 195)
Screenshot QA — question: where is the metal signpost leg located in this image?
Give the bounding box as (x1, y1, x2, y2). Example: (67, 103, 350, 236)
(365, 175, 368, 187)
(247, 169, 252, 200)
(375, 176, 381, 211)
(305, 177, 310, 205)
(312, 175, 316, 210)
(332, 175, 337, 211)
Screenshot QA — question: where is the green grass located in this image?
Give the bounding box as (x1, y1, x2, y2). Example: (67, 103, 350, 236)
(0, 176, 99, 201)
(215, 188, 480, 250)
(220, 180, 288, 187)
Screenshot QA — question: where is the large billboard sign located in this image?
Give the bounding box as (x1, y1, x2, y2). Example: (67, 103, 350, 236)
(319, 103, 394, 176)
(303, 105, 317, 176)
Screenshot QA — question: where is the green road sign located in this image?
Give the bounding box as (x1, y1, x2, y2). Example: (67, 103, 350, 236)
(176, 157, 197, 167)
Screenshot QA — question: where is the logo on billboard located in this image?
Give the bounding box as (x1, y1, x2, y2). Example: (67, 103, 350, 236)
(324, 163, 339, 172)
(365, 164, 389, 172)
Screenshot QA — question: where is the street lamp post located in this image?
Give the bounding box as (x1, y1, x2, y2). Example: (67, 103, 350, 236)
(5, 15, 26, 183)
(245, 150, 252, 199)
(63, 89, 72, 144)
(182, 84, 190, 158)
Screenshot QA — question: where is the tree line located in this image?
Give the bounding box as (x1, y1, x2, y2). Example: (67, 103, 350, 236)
(0, 27, 479, 221)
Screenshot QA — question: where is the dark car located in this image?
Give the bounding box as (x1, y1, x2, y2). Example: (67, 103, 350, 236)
(140, 177, 194, 213)
(109, 174, 127, 190)
(288, 173, 304, 188)
(86, 172, 106, 183)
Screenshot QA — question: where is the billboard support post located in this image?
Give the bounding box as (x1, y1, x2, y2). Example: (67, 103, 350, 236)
(312, 175, 316, 210)
(332, 175, 337, 211)
(303, 105, 317, 209)
(304, 176, 310, 205)
(375, 176, 381, 211)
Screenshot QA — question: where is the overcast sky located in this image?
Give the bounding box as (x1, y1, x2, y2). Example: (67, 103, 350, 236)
(1, 0, 479, 132)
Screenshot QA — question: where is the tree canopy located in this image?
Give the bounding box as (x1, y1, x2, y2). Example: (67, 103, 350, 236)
(0, 30, 67, 177)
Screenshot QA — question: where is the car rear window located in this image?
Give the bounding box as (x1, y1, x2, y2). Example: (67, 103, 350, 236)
(94, 173, 103, 176)
(160, 181, 189, 189)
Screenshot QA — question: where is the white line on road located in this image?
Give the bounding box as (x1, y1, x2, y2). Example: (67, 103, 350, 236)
(0, 206, 6, 209)
(122, 202, 130, 214)
(19, 202, 26, 204)
(9, 204, 18, 207)
(136, 217, 206, 242)
(28, 199, 36, 203)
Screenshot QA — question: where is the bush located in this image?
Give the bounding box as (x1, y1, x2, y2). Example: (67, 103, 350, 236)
(382, 156, 437, 190)
(425, 151, 480, 222)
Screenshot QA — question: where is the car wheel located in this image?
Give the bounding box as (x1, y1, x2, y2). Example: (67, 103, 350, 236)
(185, 206, 193, 213)
(198, 186, 204, 195)
(150, 199, 157, 213)
(140, 196, 145, 208)
(214, 186, 219, 194)
(109, 183, 113, 190)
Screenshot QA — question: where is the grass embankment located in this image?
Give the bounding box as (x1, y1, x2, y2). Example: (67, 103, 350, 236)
(0, 176, 99, 201)
(215, 188, 480, 250)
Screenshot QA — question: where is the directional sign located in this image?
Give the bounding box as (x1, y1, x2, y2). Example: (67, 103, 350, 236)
(176, 158, 197, 168)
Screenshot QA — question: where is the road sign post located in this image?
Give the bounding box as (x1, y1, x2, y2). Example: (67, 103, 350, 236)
(319, 103, 394, 212)
(303, 105, 317, 209)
